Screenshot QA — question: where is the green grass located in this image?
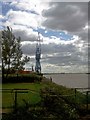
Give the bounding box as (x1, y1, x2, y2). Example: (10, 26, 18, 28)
(2, 81, 88, 109)
(2, 83, 46, 108)
(3, 83, 42, 90)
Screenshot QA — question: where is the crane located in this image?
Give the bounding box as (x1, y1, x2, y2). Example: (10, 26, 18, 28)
(35, 32, 41, 73)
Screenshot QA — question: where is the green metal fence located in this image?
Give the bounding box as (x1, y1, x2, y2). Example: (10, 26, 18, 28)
(1, 88, 90, 112)
(74, 88, 90, 111)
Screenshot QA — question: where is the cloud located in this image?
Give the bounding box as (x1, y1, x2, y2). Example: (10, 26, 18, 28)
(21, 40, 88, 70)
(13, 28, 38, 42)
(42, 2, 88, 40)
(41, 2, 88, 72)
(21, 42, 36, 55)
(10, 0, 48, 15)
(49, 0, 89, 2)
(1, 1, 88, 73)
(0, 14, 4, 19)
(4, 9, 40, 29)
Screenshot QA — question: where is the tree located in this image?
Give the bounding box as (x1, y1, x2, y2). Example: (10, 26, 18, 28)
(11, 37, 30, 72)
(2, 26, 16, 76)
(2, 26, 30, 77)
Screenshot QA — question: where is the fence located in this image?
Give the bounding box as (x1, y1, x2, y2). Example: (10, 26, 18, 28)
(74, 88, 90, 111)
(1, 88, 40, 112)
(1, 88, 90, 113)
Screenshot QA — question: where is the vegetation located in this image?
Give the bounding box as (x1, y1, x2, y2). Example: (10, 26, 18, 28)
(2, 83, 43, 108)
(1, 26, 89, 119)
(2, 93, 79, 120)
(2, 73, 43, 83)
(40, 86, 79, 120)
(2, 80, 89, 120)
(2, 26, 30, 78)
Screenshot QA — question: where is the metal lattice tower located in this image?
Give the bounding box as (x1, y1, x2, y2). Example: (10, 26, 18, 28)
(35, 32, 41, 73)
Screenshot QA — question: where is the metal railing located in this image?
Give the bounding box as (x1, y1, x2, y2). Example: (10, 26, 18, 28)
(1, 88, 39, 112)
(74, 88, 90, 111)
(1, 88, 90, 112)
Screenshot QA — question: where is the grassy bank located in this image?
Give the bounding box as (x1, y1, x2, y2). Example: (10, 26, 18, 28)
(2, 81, 87, 109)
(2, 80, 90, 120)
(2, 83, 44, 108)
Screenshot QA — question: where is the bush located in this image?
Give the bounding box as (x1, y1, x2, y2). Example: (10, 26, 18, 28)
(40, 87, 79, 120)
(2, 83, 81, 120)
(2, 73, 42, 83)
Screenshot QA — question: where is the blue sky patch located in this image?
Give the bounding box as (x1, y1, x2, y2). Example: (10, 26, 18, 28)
(34, 27, 73, 41)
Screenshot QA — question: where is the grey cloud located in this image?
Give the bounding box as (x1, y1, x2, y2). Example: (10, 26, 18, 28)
(42, 51, 88, 67)
(21, 43, 36, 55)
(42, 2, 88, 39)
(42, 42, 88, 66)
(21, 42, 87, 67)
(42, 43, 78, 55)
(13, 30, 37, 42)
(50, 0, 89, 2)
(14, 36, 88, 73)
(76, 30, 88, 41)
(1, 1, 88, 73)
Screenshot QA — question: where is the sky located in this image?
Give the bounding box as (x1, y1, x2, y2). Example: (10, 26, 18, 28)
(0, 0, 89, 73)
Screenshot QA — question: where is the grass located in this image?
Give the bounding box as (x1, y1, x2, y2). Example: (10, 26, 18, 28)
(2, 82, 42, 90)
(2, 77, 90, 120)
(2, 81, 89, 110)
(2, 83, 46, 108)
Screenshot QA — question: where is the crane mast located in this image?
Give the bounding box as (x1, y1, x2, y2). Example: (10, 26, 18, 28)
(35, 32, 41, 73)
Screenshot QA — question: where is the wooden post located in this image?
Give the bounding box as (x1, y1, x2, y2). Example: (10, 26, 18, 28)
(86, 91, 88, 111)
(14, 90, 28, 112)
(75, 88, 77, 100)
(14, 91, 17, 112)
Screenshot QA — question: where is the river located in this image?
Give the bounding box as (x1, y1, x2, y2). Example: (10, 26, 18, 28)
(44, 73, 89, 88)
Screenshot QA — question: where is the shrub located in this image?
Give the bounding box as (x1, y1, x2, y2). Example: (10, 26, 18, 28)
(40, 87, 79, 120)
(2, 73, 42, 83)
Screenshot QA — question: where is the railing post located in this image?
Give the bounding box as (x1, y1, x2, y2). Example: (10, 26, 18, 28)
(86, 91, 88, 111)
(75, 88, 77, 100)
(14, 90, 17, 112)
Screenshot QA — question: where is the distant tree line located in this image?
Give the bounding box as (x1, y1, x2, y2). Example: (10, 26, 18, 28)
(2, 26, 30, 78)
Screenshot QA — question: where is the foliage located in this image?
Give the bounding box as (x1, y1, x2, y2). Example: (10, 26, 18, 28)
(2, 86, 79, 120)
(2, 26, 30, 77)
(42, 82, 86, 106)
(2, 81, 87, 109)
(40, 87, 79, 120)
(3, 81, 89, 120)
(2, 73, 42, 83)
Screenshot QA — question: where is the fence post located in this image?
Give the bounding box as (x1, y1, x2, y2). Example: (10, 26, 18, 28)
(86, 91, 88, 111)
(75, 88, 77, 100)
(14, 90, 17, 112)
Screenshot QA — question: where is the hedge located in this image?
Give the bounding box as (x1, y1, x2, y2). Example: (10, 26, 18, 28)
(2, 73, 43, 83)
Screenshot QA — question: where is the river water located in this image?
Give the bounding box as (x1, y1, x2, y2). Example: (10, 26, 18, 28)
(44, 73, 89, 88)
